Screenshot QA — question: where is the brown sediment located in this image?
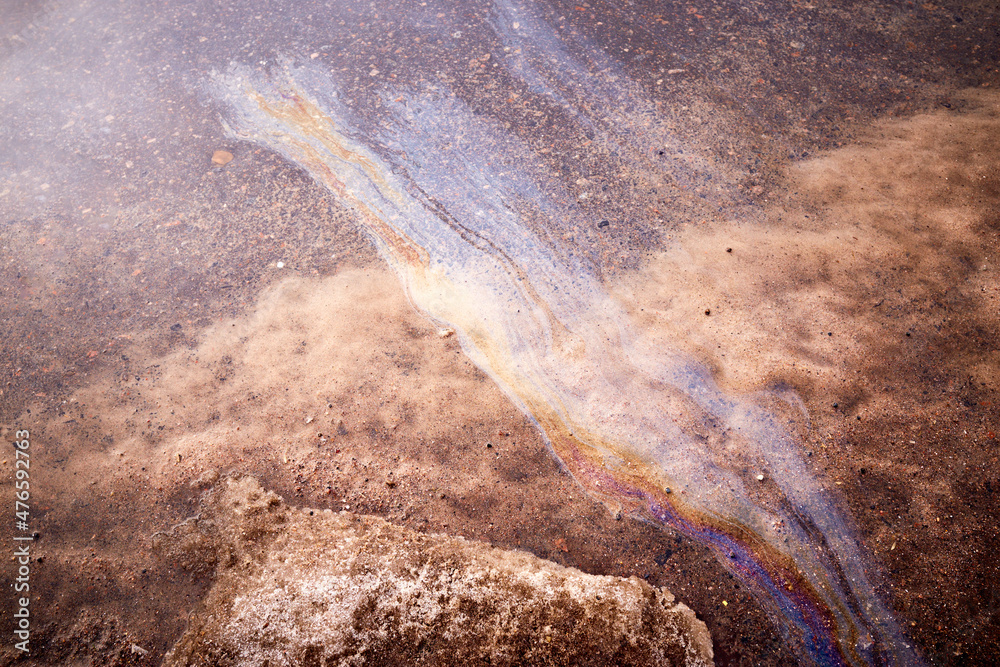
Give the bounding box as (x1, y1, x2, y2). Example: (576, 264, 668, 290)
(4, 86, 995, 667)
(615, 89, 999, 420)
(2, 0, 997, 664)
(615, 88, 1000, 662)
(4, 267, 734, 665)
(212, 68, 931, 665)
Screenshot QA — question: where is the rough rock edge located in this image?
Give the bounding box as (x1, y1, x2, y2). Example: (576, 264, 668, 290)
(160, 476, 714, 667)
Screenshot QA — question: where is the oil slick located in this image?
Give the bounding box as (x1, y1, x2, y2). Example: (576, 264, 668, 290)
(211, 51, 920, 667)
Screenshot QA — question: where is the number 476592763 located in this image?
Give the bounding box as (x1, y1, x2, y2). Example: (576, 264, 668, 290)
(14, 430, 30, 520)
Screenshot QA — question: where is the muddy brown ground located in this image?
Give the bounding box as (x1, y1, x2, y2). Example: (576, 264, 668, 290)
(1, 1, 998, 665)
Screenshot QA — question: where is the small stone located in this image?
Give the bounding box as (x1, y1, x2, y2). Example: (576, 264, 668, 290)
(756, 474, 764, 481)
(211, 150, 234, 166)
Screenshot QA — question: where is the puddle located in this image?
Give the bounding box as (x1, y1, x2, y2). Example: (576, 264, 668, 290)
(1, 1, 998, 666)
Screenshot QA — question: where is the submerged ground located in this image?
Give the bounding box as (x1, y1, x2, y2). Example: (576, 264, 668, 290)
(1, 0, 998, 665)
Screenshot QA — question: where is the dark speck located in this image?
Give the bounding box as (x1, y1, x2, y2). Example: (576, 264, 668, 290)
(597, 220, 610, 229)
(654, 549, 673, 565)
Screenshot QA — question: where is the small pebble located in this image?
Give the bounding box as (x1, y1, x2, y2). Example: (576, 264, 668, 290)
(211, 150, 233, 166)
(756, 474, 764, 481)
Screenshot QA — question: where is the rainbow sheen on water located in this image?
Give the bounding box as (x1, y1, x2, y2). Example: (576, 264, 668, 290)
(211, 49, 922, 667)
